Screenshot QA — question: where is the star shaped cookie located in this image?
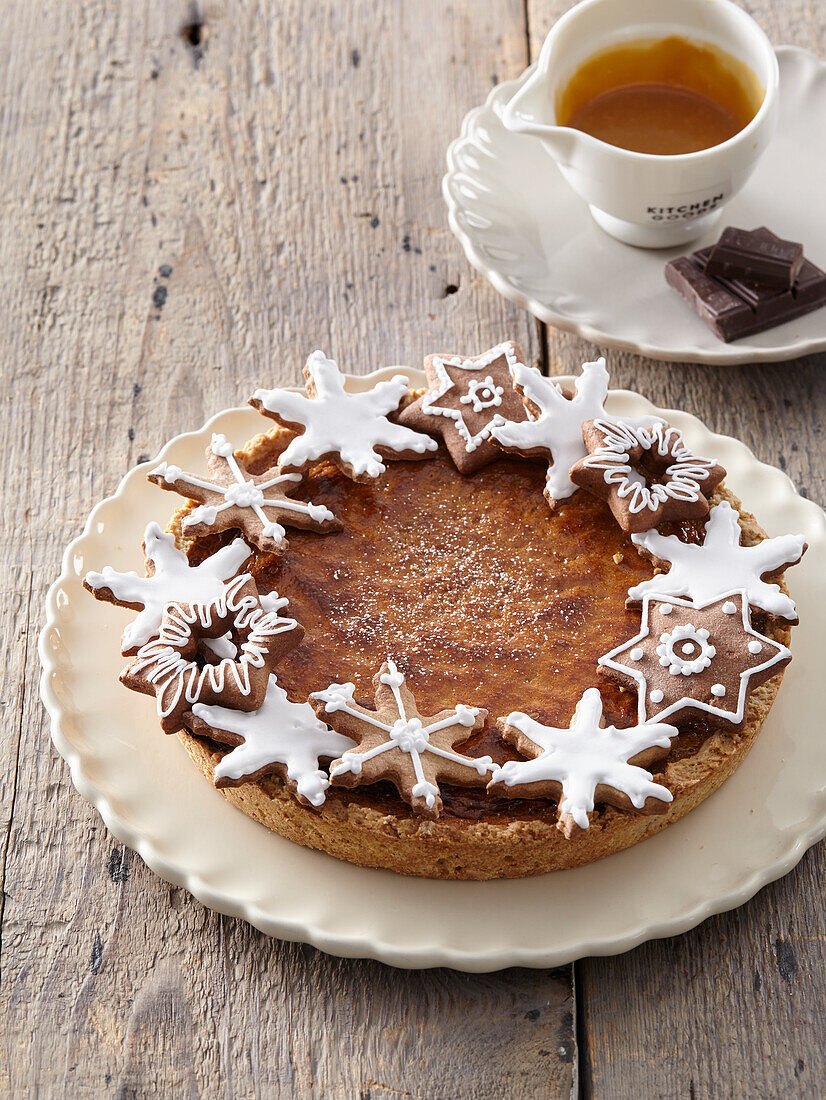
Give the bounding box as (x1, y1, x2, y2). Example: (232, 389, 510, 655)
(84, 522, 252, 654)
(569, 418, 726, 533)
(488, 688, 676, 837)
(122, 575, 303, 733)
(310, 660, 492, 818)
(250, 351, 437, 481)
(149, 433, 340, 556)
(627, 501, 807, 622)
(598, 592, 791, 728)
(396, 342, 529, 474)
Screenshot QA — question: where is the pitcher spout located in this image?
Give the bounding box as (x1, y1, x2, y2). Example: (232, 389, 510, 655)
(501, 73, 580, 165)
(506, 116, 580, 161)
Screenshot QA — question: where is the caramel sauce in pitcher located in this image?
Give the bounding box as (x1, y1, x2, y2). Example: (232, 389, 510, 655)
(557, 36, 764, 155)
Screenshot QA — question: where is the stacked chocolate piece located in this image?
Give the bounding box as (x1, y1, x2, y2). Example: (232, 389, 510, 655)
(665, 226, 826, 341)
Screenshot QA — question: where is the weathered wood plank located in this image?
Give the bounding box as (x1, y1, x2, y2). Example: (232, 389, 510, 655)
(3, 0, 825, 1094)
(526, 2, 826, 1097)
(0, 1, 578, 1098)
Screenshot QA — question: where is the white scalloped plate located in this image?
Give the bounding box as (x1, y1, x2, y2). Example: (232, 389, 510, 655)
(444, 47, 826, 364)
(40, 369, 826, 970)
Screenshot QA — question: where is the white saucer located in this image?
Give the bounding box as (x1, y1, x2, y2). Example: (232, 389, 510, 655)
(39, 371, 826, 970)
(444, 47, 826, 365)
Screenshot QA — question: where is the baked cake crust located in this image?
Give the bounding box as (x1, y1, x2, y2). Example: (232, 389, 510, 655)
(176, 660, 784, 879)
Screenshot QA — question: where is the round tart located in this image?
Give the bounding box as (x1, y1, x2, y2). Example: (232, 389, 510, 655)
(86, 346, 805, 879)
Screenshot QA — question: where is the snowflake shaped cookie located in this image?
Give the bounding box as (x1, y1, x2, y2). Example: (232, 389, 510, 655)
(628, 501, 807, 622)
(122, 575, 303, 733)
(310, 660, 492, 818)
(396, 342, 529, 474)
(488, 689, 676, 836)
(189, 673, 356, 806)
(491, 357, 614, 507)
(250, 351, 437, 481)
(569, 419, 726, 533)
(84, 522, 252, 654)
(148, 433, 340, 555)
(599, 592, 791, 727)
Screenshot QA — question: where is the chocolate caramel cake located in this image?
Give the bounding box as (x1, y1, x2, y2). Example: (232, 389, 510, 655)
(86, 345, 804, 878)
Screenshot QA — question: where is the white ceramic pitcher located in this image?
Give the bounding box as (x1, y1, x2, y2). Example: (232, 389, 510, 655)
(502, 0, 779, 248)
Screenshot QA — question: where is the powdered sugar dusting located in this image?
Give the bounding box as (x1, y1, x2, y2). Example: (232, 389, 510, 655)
(264, 452, 653, 727)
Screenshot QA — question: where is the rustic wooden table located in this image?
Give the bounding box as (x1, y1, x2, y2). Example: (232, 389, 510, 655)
(2, 1, 825, 1096)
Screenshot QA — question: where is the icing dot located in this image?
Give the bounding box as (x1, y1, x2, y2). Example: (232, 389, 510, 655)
(722, 601, 737, 615)
(630, 647, 644, 661)
(660, 604, 673, 615)
(681, 642, 695, 655)
(650, 689, 664, 704)
(711, 684, 726, 697)
(748, 640, 762, 654)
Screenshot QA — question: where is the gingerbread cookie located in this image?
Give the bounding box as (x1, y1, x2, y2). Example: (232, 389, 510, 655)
(489, 688, 677, 837)
(627, 500, 807, 622)
(121, 575, 302, 733)
(599, 592, 791, 727)
(569, 419, 726, 532)
(189, 673, 356, 806)
(148, 433, 340, 555)
(250, 351, 437, 481)
(310, 660, 491, 818)
(84, 522, 252, 654)
(396, 342, 529, 474)
(491, 357, 618, 508)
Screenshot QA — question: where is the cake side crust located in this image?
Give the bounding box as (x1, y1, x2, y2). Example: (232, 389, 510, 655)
(176, 660, 784, 879)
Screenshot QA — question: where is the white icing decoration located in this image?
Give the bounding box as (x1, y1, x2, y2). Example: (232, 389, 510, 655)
(201, 632, 237, 660)
(460, 375, 504, 413)
(192, 674, 356, 805)
(661, 604, 673, 615)
(711, 684, 726, 697)
(579, 418, 720, 516)
(490, 688, 676, 830)
(628, 502, 805, 621)
(259, 591, 290, 615)
(311, 659, 493, 808)
(422, 344, 520, 452)
(151, 432, 336, 544)
(128, 575, 298, 719)
(656, 624, 716, 677)
(722, 601, 738, 615)
(85, 522, 252, 653)
(491, 357, 611, 502)
(252, 351, 437, 478)
(630, 648, 644, 661)
(599, 592, 792, 725)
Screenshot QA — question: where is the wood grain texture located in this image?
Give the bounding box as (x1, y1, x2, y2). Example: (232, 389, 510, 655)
(525, 3, 826, 1098)
(0, 1, 573, 1098)
(1, 0, 824, 1096)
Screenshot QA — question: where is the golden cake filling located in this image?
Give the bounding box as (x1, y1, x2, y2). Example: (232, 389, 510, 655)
(265, 451, 650, 725)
